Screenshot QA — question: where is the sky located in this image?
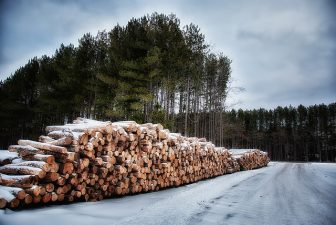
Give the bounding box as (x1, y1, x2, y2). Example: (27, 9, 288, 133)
(0, 0, 335, 109)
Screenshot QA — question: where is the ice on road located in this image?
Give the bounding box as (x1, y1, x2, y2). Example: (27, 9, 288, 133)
(1, 162, 335, 225)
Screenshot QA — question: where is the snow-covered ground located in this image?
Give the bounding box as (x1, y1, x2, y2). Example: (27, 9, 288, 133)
(1, 162, 335, 225)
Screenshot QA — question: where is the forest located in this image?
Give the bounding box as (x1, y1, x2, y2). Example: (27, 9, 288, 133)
(0, 13, 335, 162)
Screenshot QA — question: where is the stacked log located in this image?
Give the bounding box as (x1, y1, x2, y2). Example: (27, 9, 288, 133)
(0, 118, 269, 209)
(230, 149, 270, 170)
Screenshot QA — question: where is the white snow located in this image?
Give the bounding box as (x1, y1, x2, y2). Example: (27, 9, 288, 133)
(11, 161, 47, 168)
(229, 149, 254, 155)
(0, 162, 335, 225)
(11, 158, 23, 164)
(0, 188, 16, 202)
(0, 186, 23, 201)
(112, 121, 137, 127)
(47, 130, 73, 137)
(0, 151, 18, 162)
(46, 119, 112, 133)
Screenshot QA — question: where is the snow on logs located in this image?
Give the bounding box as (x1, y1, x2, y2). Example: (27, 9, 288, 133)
(230, 149, 270, 170)
(0, 118, 269, 209)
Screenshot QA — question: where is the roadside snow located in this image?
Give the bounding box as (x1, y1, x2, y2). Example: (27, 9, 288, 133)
(0, 162, 335, 225)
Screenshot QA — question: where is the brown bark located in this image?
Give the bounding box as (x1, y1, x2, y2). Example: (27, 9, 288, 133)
(0, 165, 46, 179)
(22, 154, 55, 164)
(8, 145, 41, 157)
(18, 140, 68, 154)
(0, 173, 36, 188)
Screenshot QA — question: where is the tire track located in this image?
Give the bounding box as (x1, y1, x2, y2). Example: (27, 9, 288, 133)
(188, 163, 336, 225)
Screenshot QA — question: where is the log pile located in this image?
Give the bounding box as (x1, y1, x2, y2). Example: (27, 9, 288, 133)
(230, 149, 270, 170)
(0, 118, 269, 209)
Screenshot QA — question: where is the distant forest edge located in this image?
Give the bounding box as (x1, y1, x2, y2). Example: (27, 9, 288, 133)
(0, 13, 335, 162)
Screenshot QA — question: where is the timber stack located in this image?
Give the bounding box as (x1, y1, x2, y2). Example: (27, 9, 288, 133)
(230, 149, 270, 170)
(0, 118, 269, 209)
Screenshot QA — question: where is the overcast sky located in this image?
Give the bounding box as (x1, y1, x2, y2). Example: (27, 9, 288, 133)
(0, 0, 335, 109)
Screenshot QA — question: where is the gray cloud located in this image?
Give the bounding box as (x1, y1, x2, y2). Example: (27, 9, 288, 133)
(0, 0, 335, 109)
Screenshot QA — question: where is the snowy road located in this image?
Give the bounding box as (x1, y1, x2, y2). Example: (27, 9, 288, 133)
(1, 162, 335, 225)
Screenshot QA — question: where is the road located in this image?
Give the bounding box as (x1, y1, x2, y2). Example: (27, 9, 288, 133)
(1, 162, 335, 225)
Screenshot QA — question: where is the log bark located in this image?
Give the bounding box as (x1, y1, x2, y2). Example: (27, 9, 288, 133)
(22, 154, 55, 164)
(18, 140, 68, 154)
(0, 197, 6, 209)
(8, 145, 41, 157)
(47, 137, 73, 146)
(25, 185, 41, 196)
(11, 161, 50, 172)
(0, 165, 46, 178)
(44, 172, 60, 182)
(0, 173, 36, 188)
(24, 194, 33, 204)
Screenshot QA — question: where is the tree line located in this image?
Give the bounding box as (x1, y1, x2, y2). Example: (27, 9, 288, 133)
(221, 104, 336, 162)
(0, 13, 334, 161)
(0, 13, 231, 150)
